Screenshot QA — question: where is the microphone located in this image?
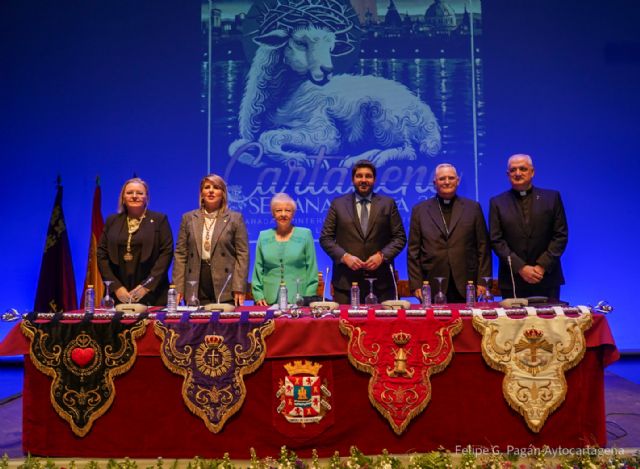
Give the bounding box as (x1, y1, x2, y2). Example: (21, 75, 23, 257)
(141, 276, 155, 288)
(389, 264, 399, 301)
(309, 266, 339, 311)
(381, 264, 410, 311)
(204, 272, 235, 312)
(216, 272, 233, 305)
(322, 266, 330, 302)
(129, 276, 155, 303)
(117, 276, 153, 312)
(499, 256, 528, 307)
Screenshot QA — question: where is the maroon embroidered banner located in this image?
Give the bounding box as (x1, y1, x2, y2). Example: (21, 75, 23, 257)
(339, 315, 462, 434)
(154, 318, 275, 433)
(21, 318, 146, 436)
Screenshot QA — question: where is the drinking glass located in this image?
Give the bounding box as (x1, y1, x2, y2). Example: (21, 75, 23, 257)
(186, 280, 200, 310)
(365, 278, 378, 305)
(482, 277, 494, 303)
(101, 280, 115, 310)
(434, 277, 447, 304)
(294, 278, 305, 308)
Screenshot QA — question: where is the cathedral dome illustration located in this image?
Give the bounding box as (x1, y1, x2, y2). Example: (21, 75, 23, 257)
(425, 0, 457, 31)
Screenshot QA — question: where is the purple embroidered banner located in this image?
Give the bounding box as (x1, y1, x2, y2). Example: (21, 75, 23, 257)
(154, 318, 275, 433)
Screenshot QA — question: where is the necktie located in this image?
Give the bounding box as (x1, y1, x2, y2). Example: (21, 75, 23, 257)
(359, 199, 369, 234)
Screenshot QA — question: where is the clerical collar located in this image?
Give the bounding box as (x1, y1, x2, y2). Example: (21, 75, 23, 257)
(511, 187, 533, 198)
(437, 195, 456, 205)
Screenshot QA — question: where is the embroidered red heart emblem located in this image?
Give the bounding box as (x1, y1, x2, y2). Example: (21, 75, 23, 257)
(71, 347, 95, 367)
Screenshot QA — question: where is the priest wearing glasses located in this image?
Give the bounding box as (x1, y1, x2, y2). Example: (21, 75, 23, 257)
(489, 154, 568, 300)
(320, 159, 406, 304)
(407, 163, 491, 304)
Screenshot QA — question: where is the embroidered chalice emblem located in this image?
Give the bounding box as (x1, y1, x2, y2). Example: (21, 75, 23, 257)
(387, 331, 414, 378)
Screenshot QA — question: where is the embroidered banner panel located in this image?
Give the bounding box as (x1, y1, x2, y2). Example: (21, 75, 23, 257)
(473, 313, 592, 432)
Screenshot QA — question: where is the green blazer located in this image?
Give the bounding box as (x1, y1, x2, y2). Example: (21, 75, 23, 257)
(251, 227, 318, 305)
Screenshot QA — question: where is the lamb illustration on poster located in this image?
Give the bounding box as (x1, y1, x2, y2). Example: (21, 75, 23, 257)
(229, 0, 441, 169)
(204, 0, 483, 234)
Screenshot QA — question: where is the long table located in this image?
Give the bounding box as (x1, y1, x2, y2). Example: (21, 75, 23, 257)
(0, 309, 619, 459)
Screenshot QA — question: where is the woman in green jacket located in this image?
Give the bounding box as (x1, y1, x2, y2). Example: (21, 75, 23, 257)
(252, 193, 318, 306)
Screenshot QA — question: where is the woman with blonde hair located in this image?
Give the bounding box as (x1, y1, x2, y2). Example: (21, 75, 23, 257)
(97, 177, 173, 305)
(173, 174, 249, 306)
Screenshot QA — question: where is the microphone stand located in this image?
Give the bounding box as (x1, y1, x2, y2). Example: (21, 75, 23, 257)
(115, 277, 155, 313)
(381, 264, 410, 310)
(204, 273, 235, 312)
(309, 266, 339, 311)
(499, 256, 529, 308)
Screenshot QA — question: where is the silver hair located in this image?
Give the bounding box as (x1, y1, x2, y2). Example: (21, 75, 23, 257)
(507, 153, 534, 168)
(270, 192, 296, 213)
(434, 163, 458, 178)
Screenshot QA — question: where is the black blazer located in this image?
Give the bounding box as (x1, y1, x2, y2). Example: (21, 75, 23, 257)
(407, 196, 491, 298)
(319, 192, 406, 295)
(489, 187, 568, 291)
(97, 209, 173, 306)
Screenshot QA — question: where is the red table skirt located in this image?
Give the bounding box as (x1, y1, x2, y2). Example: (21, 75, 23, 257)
(2, 313, 619, 458)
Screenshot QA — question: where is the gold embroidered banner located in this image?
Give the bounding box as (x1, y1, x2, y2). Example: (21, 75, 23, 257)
(473, 313, 592, 432)
(21, 318, 147, 436)
(339, 317, 462, 435)
(154, 319, 274, 433)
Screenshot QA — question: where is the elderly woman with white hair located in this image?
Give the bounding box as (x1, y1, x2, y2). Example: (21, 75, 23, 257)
(252, 193, 318, 306)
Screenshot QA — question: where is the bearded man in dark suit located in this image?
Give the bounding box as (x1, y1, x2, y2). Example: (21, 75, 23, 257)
(319, 160, 407, 304)
(489, 154, 568, 300)
(407, 163, 491, 303)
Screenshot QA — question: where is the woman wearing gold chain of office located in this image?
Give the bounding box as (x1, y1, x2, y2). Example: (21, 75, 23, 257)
(173, 174, 249, 306)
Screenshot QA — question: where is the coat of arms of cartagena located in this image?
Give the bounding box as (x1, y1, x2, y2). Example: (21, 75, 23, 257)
(276, 360, 332, 425)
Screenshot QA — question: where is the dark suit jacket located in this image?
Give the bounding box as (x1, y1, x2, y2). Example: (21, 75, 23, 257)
(407, 196, 491, 298)
(173, 208, 249, 303)
(319, 192, 406, 298)
(97, 210, 173, 306)
(489, 187, 568, 292)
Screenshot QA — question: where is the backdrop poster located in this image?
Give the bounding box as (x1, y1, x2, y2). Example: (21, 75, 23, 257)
(203, 0, 483, 245)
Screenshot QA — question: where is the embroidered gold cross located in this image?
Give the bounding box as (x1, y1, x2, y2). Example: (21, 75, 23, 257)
(515, 330, 553, 365)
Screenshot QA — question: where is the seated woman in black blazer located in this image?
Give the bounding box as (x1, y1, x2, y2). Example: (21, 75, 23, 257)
(97, 177, 173, 306)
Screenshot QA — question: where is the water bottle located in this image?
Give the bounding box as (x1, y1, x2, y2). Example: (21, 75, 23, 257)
(278, 282, 288, 311)
(421, 281, 432, 308)
(167, 284, 177, 314)
(466, 281, 476, 307)
(84, 285, 95, 314)
(350, 282, 360, 309)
